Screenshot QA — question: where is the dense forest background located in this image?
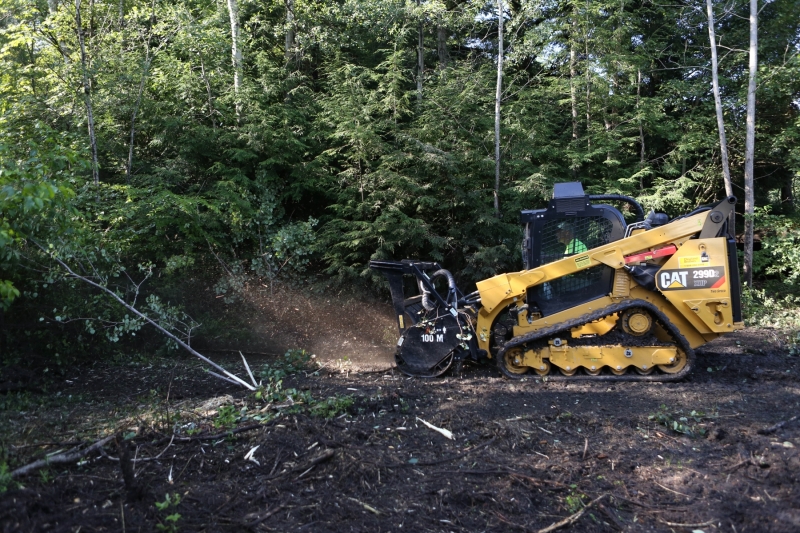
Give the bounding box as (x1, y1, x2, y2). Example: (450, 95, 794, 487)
(1, 0, 798, 362)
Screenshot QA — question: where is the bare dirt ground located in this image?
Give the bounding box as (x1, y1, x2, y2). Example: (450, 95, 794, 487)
(1, 288, 799, 533)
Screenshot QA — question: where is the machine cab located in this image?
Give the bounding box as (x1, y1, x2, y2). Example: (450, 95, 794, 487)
(520, 182, 639, 317)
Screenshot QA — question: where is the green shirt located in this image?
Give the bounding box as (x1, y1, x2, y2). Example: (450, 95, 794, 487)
(565, 238, 587, 255)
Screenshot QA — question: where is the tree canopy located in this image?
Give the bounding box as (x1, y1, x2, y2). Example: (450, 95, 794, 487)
(1, 0, 798, 360)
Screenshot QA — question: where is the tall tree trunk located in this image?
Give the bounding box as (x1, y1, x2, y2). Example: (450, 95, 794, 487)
(416, 2, 424, 101)
(569, 15, 578, 179)
(226, 0, 242, 121)
(199, 55, 218, 130)
(285, 0, 296, 62)
(494, 0, 504, 217)
(126, 57, 150, 183)
(75, 0, 99, 186)
(637, 68, 645, 189)
(126, 0, 156, 183)
(437, 17, 448, 69)
(743, 0, 757, 286)
(584, 0, 590, 151)
(570, 18, 578, 142)
(705, 0, 733, 197)
(780, 178, 793, 211)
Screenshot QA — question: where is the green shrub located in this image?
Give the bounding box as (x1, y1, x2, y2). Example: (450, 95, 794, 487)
(753, 209, 800, 285)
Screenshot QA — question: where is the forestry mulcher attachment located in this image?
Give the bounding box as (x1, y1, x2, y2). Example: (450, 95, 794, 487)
(370, 182, 744, 380)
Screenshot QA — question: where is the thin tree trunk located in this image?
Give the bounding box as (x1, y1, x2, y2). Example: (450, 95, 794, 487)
(705, 0, 733, 197)
(780, 179, 793, 211)
(417, 2, 424, 101)
(126, 58, 151, 183)
(126, 0, 156, 184)
(199, 55, 218, 130)
(494, 0, 504, 217)
(27, 41, 36, 96)
(637, 68, 645, 190)
(585, 0, 590, 151)
(437, 17, 448, 68)
(569, 15, 578, 179)
(285, 0, 296, 62)
(38, 242, 255, 391)
(570, 19, 578, 143)
(226, 0, 242, 121)
(743, 0, 757, 286)
(75, 0, 99, 186)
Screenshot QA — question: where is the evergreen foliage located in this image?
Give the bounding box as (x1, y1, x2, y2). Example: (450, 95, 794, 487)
(0, 0, 798, 360)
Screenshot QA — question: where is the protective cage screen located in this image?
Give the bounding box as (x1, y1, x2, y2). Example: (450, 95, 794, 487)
(530, 216, 615, 315)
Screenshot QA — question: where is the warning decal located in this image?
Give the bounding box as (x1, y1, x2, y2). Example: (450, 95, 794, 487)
(679, 256, 705, 268)
(657, 267, 726, 291)
(574, 255, 591, 269)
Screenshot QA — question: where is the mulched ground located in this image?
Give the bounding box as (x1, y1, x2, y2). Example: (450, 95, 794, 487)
(1, 327, 799, 533)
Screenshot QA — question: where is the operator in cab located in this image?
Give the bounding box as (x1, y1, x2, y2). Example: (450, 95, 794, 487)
(556, 222, 587, 256)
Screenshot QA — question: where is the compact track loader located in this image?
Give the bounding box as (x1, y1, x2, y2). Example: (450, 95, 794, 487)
(370, 182, 744, 380)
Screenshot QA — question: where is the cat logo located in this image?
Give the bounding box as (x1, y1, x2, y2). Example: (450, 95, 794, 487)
(659, 270, 688, 289)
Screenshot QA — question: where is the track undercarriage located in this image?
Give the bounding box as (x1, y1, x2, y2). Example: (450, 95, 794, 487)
(493, 300, 694, 381)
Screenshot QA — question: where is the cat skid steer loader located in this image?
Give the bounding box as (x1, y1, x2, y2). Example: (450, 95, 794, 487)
(370, 182, 744, 380)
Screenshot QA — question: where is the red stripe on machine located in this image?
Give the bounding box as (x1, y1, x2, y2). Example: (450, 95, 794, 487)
(710, 276, 726, 289)
(624, 244, 678, 264)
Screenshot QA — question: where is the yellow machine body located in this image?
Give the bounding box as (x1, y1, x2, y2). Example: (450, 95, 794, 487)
(370, 184, 743, 380)
(473, 207, 743, 377)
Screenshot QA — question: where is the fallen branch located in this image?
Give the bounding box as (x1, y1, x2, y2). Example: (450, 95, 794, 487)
(725, 457, 754, 472)
(297, 449, 335, 479)
(257, 448, 335, 486)
(597, 503, 626, 531)
(417, 417, 454, 439)
(757, 415, 798, 435)
(659, 518, 716, 528)
(242, 503, 286, 529)
(653, 480, 693, 499)
(37, 242, 254, 391)
(240, 351, 258, 388)
(347, 497, 380, 515)
(11, 435, 115, 478)
(492, 511, 532, 532)
(537, 493, 610, 533)
(155, 422, 266, 445)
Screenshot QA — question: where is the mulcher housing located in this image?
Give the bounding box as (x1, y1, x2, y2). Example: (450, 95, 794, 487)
(370, 182, 744, 379)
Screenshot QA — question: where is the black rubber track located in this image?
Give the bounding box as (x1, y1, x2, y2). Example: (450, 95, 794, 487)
(496, 299, 696, 382)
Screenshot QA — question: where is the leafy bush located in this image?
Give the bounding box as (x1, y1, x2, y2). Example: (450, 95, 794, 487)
(752, 209, 800, 285)
(742, 286, 800, 330)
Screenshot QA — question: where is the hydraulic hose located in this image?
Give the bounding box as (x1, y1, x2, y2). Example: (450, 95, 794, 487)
(419, 269, 457, 311)
(589, 194, 645, 222)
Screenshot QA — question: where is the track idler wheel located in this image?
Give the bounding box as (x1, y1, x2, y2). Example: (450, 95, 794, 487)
(657, 347, 689, 374)
(621, 308, 652, 336)
(498, 347, 529, 378)
(534, 360, 551, 376)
